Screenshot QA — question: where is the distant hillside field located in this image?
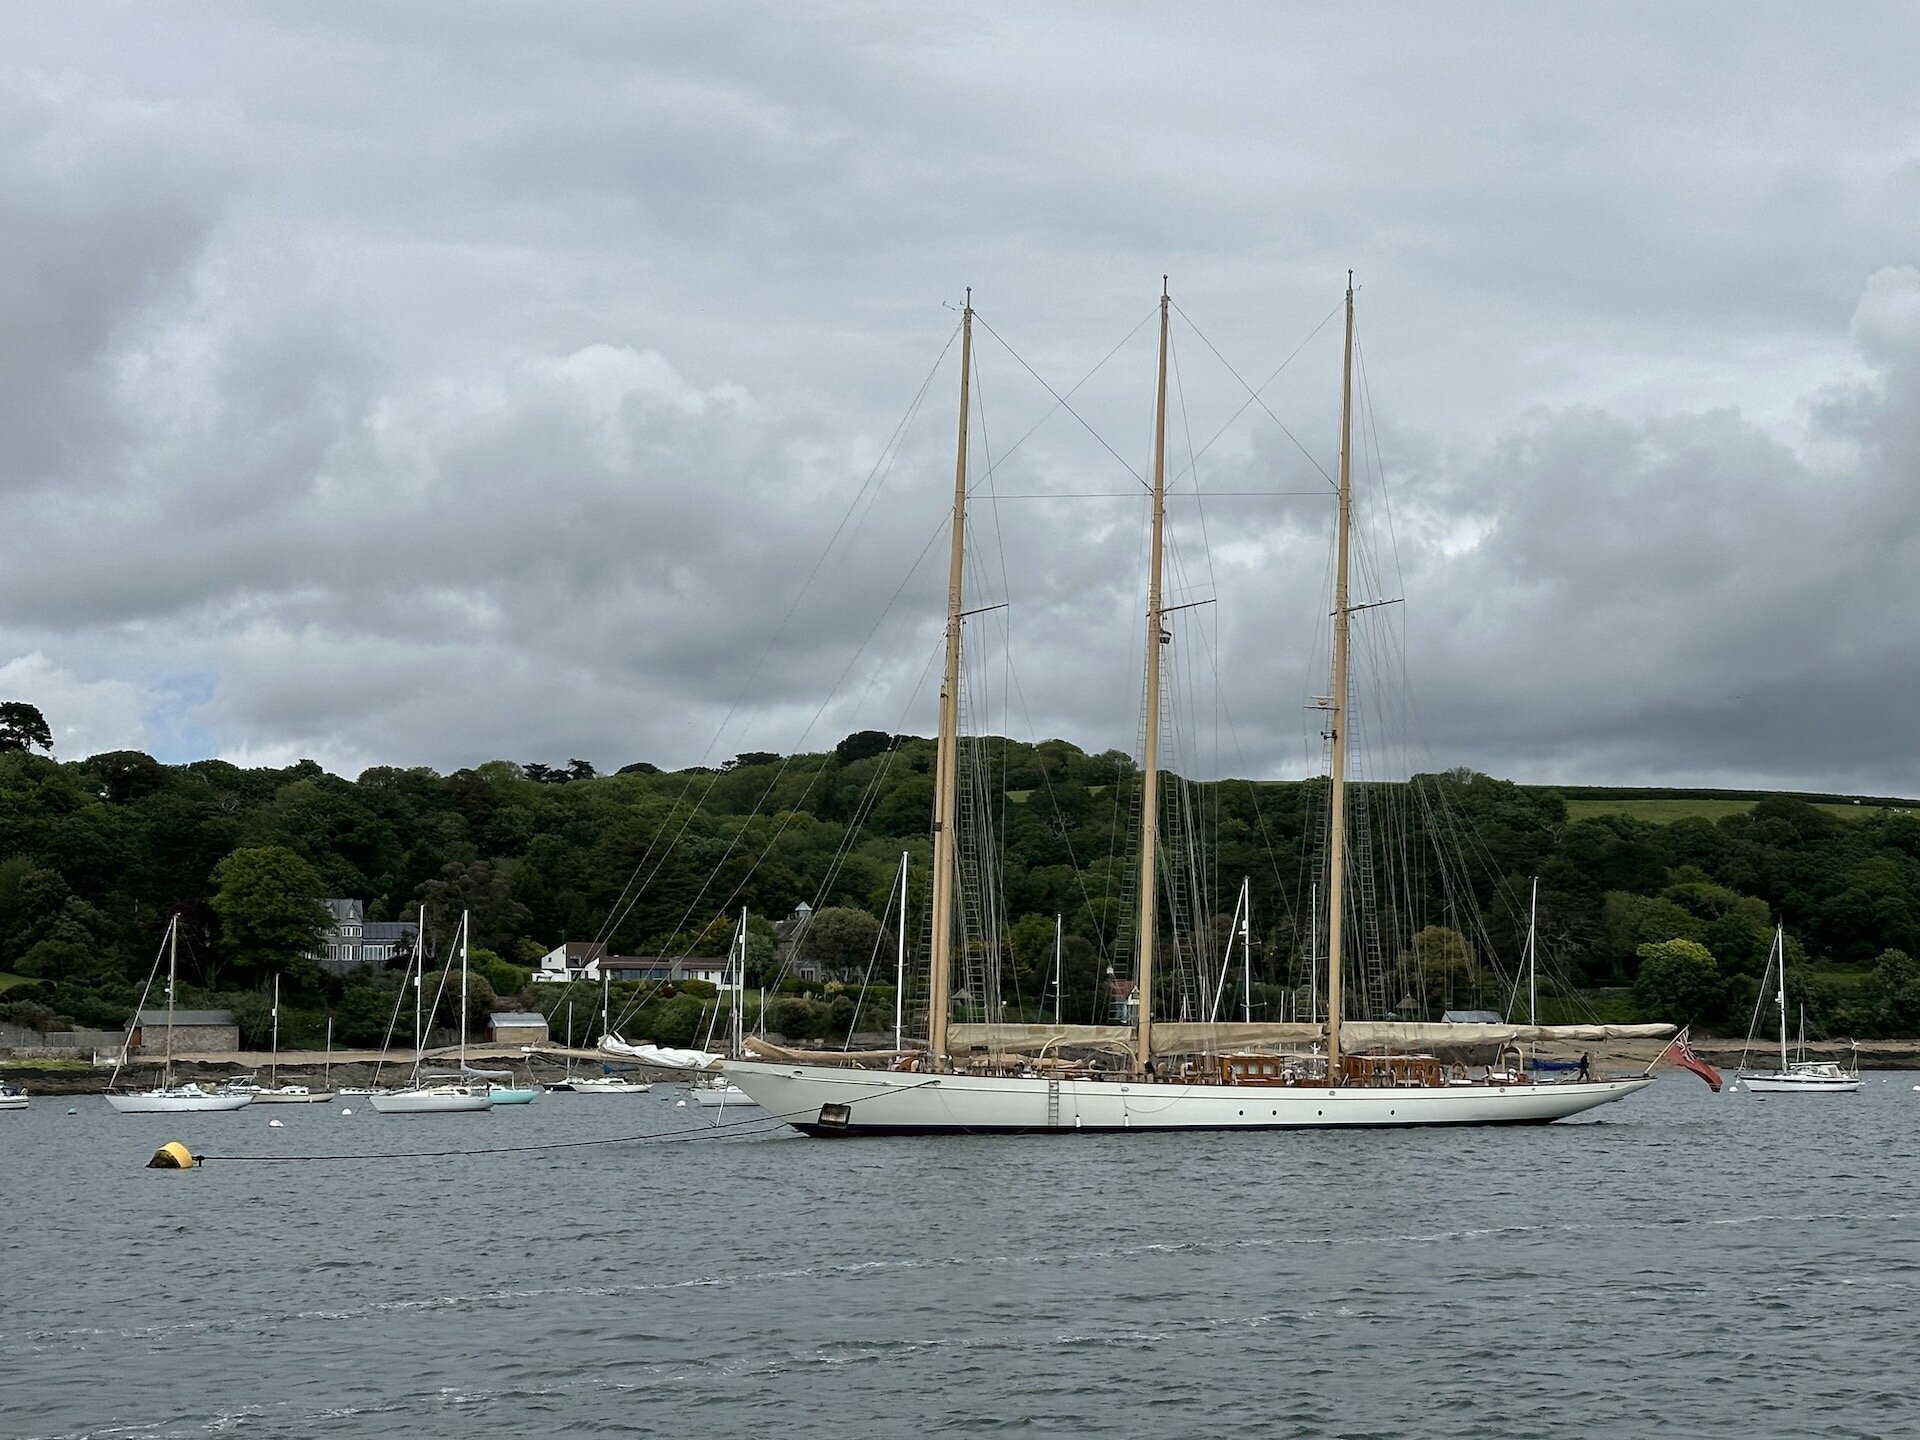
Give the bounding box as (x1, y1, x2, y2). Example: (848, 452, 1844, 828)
(1553, 787, 1920, 827)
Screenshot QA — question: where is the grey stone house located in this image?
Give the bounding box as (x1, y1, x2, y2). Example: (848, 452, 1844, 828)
(313, 900, 419, 977)
(132, 1009, 239, 1054)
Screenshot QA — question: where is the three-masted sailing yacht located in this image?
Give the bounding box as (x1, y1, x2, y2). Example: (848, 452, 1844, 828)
(725, 281, 1660, 1134)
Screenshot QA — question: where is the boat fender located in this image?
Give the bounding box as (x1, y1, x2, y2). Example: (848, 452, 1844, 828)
(147, 1141, 197, 1170)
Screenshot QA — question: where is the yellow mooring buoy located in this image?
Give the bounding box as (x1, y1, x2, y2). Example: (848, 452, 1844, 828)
(146, 1141, 197, 1170)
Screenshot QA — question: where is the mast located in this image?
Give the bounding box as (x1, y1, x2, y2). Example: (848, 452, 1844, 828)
(1324, 273, 1356, 1081)
(734, 906, 747, 1058)
(1525, 877, 1539, 1074)
(1134, 278, 1172, 1075)
(1246, 884, 1257, 1022)
(459, 909, 470, 1076)
(324, 1015, 332, 1088)
(927, 291, 974, 1068)
(270, 973, 281, 1090)
(163, 913, 178, 1089)
(895, 852, 909, 1052)
(1308, 880, 1319, 1031)
(1053, 914, 1064, 1026)
(413, 906, 426, 1082)
(1775, 923, 1788, 1074)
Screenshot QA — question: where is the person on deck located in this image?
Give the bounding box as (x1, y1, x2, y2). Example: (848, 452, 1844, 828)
(1578, 1052, 1592, 1081)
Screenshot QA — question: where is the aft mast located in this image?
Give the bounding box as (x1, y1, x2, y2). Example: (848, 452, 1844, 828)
(927, 292, 974, 1069)
(1325, 274, 1357, 1080)
(1134, 279, 1172, 1075)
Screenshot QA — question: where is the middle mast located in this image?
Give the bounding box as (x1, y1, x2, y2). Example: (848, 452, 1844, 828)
(927, 293, 974, 1069)
(1134, 281, 1172, 1073)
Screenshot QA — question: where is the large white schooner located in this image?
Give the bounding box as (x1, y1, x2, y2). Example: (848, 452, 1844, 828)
(726, 281, 1665, 1134)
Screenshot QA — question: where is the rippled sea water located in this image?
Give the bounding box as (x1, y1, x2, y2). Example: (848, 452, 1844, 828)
(5, 1073, 1917, 1438)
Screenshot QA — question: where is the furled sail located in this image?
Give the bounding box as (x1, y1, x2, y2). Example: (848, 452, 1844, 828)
(599, 1035, 723, 1070)
(946, 1020, 1675, 1061)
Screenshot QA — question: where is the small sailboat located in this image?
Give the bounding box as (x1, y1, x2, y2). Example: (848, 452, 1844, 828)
(371, 910, 493, 1114)
(553, 1073, 653, 1095)
(245, 976, 337, 1104)
(106, 916, 254, 1113)
(1736, 926, 1861, 1094)
(693, 910, 757, 1110)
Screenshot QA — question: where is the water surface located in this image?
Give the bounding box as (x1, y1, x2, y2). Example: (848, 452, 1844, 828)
(5, 1076, 1914, 1437)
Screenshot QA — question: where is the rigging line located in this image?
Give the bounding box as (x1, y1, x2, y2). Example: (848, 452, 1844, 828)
(1169, 296, 1342, 487)
(750, 644, 942, 1001)
(975, 305, 1157, 481)
(591, 326, 958, 954)
(980, 490, 1332, 499)
(974, 311, 1148, 489)
(608, 518, 952, 1029)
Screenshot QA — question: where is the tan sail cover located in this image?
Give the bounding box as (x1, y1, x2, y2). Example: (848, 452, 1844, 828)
(740, 1037, 911, 1066)
(946, 1020, 1674, 1059)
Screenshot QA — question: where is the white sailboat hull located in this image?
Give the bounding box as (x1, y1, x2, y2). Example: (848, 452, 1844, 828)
(724, 1061, 1654, 1135)
(249, 1089, 338, 1104)
(691, 1083, 756, 1108)
(1737, 1071, 1861, 1094)
(105, 1090, 255, 1114)
(368, 1087, 493, 1113)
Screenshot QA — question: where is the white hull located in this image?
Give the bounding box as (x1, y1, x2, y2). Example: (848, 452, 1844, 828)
(249, 1089, 338, 1104)
(547, 1077, 651, 1094)
(1737, 1071, 1861, 1094)
(368, 1087, 493, 1113)
(0, 1094, 28, 1111)
(106, 1090, 254, 1114)
(724, 1061, 1654, 1135)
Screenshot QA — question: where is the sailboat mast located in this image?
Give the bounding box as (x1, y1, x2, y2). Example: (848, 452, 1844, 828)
(163, 913, 178, 1088)
(270, 973, 280, 1090)
(459, 909, 470, 1074)
(927, 292, 974, 1068)
(1325, 273, 1357, 1080)
(1134, 280, 1172, 1075)
(1241, 877, 1253, 1024)
(734, 906, 747, 1057)
(895, 852, 909, 1052)
(1526, 876, 1539, 1074)
(1053, 913, 1064, 1026)
(1775, 923, 1788, 1074)
(414, 906, 426, 1078)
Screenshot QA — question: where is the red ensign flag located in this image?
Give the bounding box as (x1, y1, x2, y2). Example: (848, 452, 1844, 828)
(1671, 1029, 1723, 1092)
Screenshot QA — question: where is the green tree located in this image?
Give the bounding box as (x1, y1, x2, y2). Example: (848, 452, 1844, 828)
(795, 906, 883, 976)
(210, 846, 331, 987)
(1869, 948, 1920, 1034)
(0, 702, 53, 755)
(1633, 938, 1724, 1023)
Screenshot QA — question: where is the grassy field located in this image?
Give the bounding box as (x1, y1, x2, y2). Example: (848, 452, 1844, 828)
(0, 972, 39, 994)
(1563, 797, 1910, 826)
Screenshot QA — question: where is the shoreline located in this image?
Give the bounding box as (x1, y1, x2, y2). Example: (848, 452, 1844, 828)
(7, 1036, 1917, 1094)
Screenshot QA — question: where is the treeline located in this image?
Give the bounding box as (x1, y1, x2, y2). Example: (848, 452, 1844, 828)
(4, 728, 1920, 1043)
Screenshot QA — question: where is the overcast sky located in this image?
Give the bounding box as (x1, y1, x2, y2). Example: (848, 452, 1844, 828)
(3, 2, 1917, 793)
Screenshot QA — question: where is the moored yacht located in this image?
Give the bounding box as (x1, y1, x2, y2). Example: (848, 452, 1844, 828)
(727, 282, 1663, 1134)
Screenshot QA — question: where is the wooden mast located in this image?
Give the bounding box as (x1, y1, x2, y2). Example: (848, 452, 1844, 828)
(1134, 280, 1172, 1074)
(1325, 274, 1356, 1081)
(927, 292, 974, 1068)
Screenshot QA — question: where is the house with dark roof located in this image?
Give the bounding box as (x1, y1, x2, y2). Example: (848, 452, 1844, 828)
(312, 900, 418, 977)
